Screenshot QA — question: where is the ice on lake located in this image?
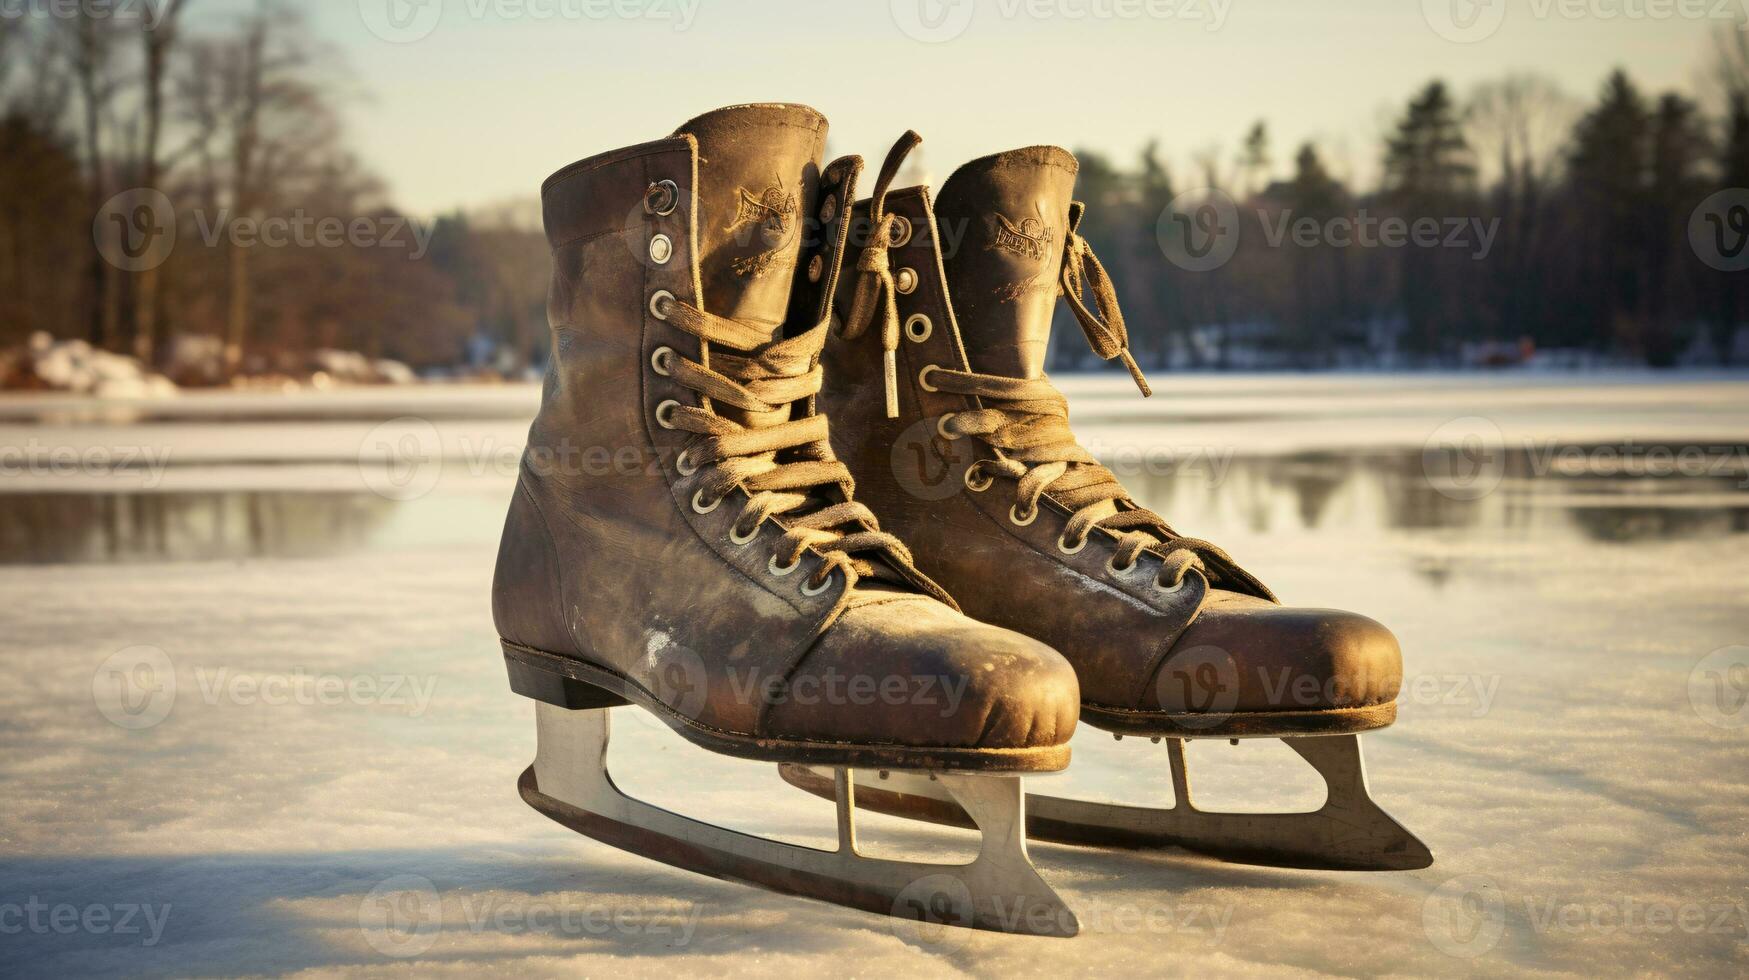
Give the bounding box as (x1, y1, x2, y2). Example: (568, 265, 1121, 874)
(1, 373, 1746, 977)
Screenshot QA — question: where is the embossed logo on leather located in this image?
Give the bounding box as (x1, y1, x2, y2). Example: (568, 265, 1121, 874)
(725, 178, 798, 278)
(986, 205, 1053, 261)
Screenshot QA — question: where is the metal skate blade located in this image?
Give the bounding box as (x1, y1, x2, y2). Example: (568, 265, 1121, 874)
(779, 733, 1432, 872)
(524, 702, 1078, 937)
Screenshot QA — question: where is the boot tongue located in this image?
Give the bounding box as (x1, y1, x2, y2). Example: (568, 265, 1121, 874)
(673, 104, 826, 335)
(933, 146, 1077, 379)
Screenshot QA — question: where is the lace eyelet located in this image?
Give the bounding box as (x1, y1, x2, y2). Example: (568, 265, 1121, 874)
(819, 195, 838, 225)
(1009, 503, 1038, 527)
(729, 519, 760, 545)
(655, 399, 680, 429)
(675, 449, 698, 476)
(1057, 532, 1088, 555)
(936, 413, 959, 439)
(691, 489, 721, 514)
(904, 313, 931, 342)
(887, 214, 912, 247)
(807, 254, 823, 282)
(648, 234, 673, 265)
(801, 571, 834, 596)
(1154, 575, 1187, 595)
(768, 553, 801, 578)
(644, 179, 678, 216)
(896, 267, 918, 295)
(649, 290, 676, 320)
(918, 364, 941, 392)
(963, 463, 993, 492)
(650, 346, 674, 376)
(1107, 555, 1139, 577)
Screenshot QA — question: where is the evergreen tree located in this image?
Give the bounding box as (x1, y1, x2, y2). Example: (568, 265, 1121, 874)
(1566, 70, 1651, 352)
(1384, 81, 1478, 358)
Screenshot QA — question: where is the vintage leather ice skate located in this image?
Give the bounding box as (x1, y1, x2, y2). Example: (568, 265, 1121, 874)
(781, 134, 1431, 872)
(493, 107, 1082, 935)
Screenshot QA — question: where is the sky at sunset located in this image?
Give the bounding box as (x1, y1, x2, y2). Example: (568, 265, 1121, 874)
(259, 0, 1747, 214)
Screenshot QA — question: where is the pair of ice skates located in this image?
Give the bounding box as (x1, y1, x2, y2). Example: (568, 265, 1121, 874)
(493, 104, 1431, 939)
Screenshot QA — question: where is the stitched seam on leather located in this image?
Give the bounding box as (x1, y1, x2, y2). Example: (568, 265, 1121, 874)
(549, 225, 621, 254)
(508, 639, 1043, 748)
(542, 139, 686, 195)
(1127, 582, 1208, 709)
(513, 471, 580, 655)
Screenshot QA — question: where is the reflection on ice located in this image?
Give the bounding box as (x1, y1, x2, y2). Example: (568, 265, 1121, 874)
(2, 440, 1746, 564)
(0, 492, 396, 564)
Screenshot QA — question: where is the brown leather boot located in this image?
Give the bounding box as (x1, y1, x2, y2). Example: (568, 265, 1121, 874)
(781, 134, 1430, 872)
(494, 107, 1080, 935)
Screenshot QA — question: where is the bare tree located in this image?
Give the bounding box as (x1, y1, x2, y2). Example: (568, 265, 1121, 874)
(59, 10, 125, 348)
(1466, 73, 1579, 193)
(178, 1, 334, 373)
(132, 0, 194, 364)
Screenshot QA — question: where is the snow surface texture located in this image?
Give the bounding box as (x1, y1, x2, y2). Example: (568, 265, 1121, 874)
(1, 375, 1746, 977)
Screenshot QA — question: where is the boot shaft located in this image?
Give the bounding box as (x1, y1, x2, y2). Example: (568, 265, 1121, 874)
(533, 104, 834, 453)
(497, 105, 867, 730)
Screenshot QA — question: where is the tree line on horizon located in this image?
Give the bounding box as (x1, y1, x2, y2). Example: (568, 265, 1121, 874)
(1068, 55, 1749, 370)
(0, 1, 547, 382)
(3, 4, 1749, 382)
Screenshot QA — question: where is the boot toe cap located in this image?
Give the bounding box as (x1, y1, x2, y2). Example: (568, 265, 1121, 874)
(1154, 592, 1403, 714)
(765, 597, 1079, 754)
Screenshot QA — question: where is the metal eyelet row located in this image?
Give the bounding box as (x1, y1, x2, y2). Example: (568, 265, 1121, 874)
(645, 180, 677, 261)
(998, 489, 1191, 595)
(1100, 552, 1187, 594)
(764, 544, 834, 596)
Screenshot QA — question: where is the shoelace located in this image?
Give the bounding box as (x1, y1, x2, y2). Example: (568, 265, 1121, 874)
(842, 132, 1217, 589)
(843, 134, 1154, 420)
(841, 130, 923, 419)
(656, 294, 913, 591)
(929, 367, 1215, 588)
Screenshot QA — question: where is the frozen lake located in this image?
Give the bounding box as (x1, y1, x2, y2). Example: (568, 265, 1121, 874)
(2, 373, 1746, 977)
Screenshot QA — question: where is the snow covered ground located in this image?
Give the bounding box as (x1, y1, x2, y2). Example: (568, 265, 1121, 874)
(2, 373, 1746, 977)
